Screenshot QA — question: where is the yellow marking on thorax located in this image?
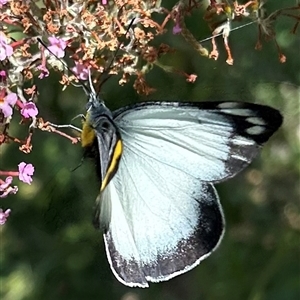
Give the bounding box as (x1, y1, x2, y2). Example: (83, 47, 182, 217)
(81, 117, 96, 148)
(100, 139, 123, 191)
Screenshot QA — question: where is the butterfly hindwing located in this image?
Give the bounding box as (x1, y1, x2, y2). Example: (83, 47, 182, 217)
(104, 162, 224, 287)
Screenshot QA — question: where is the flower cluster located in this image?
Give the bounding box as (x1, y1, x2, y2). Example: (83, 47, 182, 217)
(0, 0, 299, 224)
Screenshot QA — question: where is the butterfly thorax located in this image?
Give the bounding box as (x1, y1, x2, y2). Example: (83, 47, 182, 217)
(81, 99, 123, 193)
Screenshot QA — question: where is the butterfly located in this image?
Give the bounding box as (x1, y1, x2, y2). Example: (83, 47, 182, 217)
(81, 89, 282, 288)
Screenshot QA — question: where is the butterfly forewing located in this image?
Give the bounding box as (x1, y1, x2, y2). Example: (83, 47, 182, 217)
(113, 101, 282, 183)
(94, 101, 282, 287)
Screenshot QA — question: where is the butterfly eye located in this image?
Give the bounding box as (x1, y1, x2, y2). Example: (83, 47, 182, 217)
(101, 121, 110, 130)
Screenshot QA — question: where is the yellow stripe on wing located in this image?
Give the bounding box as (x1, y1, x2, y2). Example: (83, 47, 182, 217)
(100, 139, 123, 192)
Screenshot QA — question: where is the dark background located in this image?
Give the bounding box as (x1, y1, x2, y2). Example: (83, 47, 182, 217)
(1, 1, 299, 300)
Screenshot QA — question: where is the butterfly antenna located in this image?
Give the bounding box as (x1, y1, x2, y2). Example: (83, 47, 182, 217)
(88, 68, 96, 95)
(97, 17, 136, 93)
(199, 20, 256, 43)
(71, 158, 84, 172)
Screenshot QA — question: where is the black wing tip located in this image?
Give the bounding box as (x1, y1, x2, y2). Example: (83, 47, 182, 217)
(255, 105, 282, 144)
(249, 104, 283, 144)
(263, 105, 283, 131)
(214, 102, 283, 145)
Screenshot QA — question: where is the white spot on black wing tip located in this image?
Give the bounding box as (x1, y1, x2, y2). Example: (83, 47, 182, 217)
(220, 108, 254, 116)
(217, 102, 242, 109)
(247, 105, 283, 144)
(217, 103, 283, 145)
(246, 125, 266, 135)
(246, 117, 267, 126)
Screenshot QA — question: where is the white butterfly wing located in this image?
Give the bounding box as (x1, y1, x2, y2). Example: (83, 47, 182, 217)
(97, 102, 282, 287)
(103, 151, 224, 287)
(113, 102, 282, 183)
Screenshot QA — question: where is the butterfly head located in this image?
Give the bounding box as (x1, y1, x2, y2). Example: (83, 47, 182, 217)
(81, 69, 113, 149)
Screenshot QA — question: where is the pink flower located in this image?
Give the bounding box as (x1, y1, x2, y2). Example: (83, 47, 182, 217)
(0, 34, 13, 61)
(47, 36, 67, 58)
(0, 92, 17, 117)
(0, 0, 8, 7)
(173, 23, 182, 34)
(21, 102, 38, 118)
(0, 208, 11, 225)
(71, 62, 89, 80)
(0, 176, 13, 191)
(18, 162, 34, 184)
(37, 64, 49, 79)
(0, 187, 18, 198)
(0, 70, 6, 79)
(0, 176, 18, 198)
(0, 71, 7, 88)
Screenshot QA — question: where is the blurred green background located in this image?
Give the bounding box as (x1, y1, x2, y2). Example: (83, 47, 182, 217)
(1, 1, 299, 300)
